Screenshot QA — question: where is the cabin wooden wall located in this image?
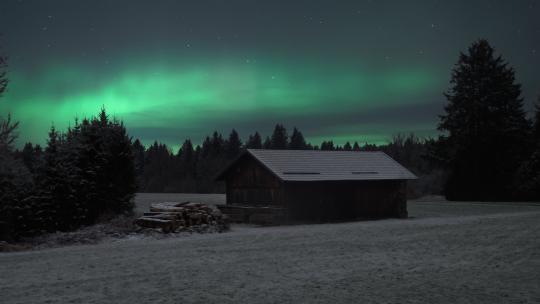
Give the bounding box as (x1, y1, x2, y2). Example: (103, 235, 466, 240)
(223, 155, 283, 206)
(283, 180, 407, 221)
(221, 155, 408, 220)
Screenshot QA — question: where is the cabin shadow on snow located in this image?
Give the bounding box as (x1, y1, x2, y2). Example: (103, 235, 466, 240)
(215, 149, 416, 225)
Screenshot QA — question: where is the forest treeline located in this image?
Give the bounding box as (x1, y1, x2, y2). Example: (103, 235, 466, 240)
(1, 110, 136, 239)
(122, 127, 443, 197)
(1, 39, 540, 241)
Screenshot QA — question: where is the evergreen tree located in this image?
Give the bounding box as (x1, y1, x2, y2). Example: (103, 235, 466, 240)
(225, 129, 242, 158)
(263, 136, 271, 149)
(289, 127, 307, 150)
(210, 131, 224, 156)
(534, 98, 540, 142)
(142, 141, 175, 191)
(34, 126, 82, 231)
(436, 39, 530, 200)
(343, 142, 352, 151)
(0, 115, 32, 240)
(352, 141, 360, 151)
(246, 132, 262, 149)
(66, 109, 136, 220)
(132, 139, 145, 179)
(0, 43, 7, 98)
(320, 140, 335, 151)
(18, 142, 42, 174)
(270, 124, 288, 149)
(515, 99, 540, 200)
(179, 139, 194, 164)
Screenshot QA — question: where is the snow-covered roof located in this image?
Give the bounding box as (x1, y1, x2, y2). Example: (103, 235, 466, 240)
(216, 149, 417, 182)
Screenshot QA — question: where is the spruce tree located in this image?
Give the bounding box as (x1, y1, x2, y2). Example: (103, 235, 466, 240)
(437, 39, 530, 200)
(0, 44, 7, 98)
(246, 132, 263, 149)
(225, 129, 242, 158)
(534, 98, 540, 142)
(515, 99, 540, 199)
(343, 142, 352, 151)
(320, 141, 335, 151)
(289, 127, 307, 150)
(270, 124, 288, 149)
(0, 115, 31, 239)
(353, 142, 360, 151)
(34, 126, 83, 231)
(132, 139, 146, 179)
(263, 136, 271, 149)
(179, 139, 194, 164)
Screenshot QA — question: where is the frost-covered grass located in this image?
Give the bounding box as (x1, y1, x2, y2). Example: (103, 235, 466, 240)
(0, 194, 539, 304)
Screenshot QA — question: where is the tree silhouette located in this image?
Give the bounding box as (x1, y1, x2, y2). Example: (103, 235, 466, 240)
(246, 132, 262, 149)
(289, 127, 307, 150)
(534, 98, 540, 142)
(0, 41, 7, 98)
(263, 136, 271, 149)
(270, 124, 288, 149)
(320, 140, 334, 151)
(436, 39, 530, 200)
(225, 129, 242, 158)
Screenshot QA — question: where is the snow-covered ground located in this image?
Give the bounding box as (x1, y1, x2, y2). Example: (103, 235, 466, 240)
(1, 194, 539, 304)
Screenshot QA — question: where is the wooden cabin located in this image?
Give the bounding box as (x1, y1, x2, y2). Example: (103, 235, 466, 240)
(215, 149, 416, 224)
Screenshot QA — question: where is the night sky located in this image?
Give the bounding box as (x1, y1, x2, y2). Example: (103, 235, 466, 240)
(1, 0, 539, 150)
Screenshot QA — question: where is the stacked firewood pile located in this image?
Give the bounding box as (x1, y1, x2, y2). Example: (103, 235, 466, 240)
(135, 202, 229, 233)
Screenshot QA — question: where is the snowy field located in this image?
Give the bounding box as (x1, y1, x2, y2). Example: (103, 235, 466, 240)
(1, 194, 540, 304)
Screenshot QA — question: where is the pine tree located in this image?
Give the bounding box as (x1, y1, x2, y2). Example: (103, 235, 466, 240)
(246, 132, 263, 149)
(263, 136, 271, 149)
(0, 115, 31, 240)
(534, 98, 540, 142)
(210, 131, 224, 156)
(343, 142, 352, 151)
(132, 139, 146, 178)
(436, 39, 530, 200)
(515, 99, 540, 200)
(320, 141, 334, 151)
(179, 139, 194, 164)
(270, 124, 288, 149)
(34, 126, 81, 231)
(19, 142, 42, 173)
(289, 127, 307, 150)
(353, 141, 360, 151)
(65, 110, 136, 221)
(225, 129, 242, 158)
(0, 44, 7, 98)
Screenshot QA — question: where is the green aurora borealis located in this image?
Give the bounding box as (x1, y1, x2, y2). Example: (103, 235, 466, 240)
(1, 0, 539, 150)
(1, 56, 442, 148)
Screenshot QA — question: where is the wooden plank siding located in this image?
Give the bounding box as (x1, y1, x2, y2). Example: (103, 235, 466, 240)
(225, 155, 283, 206)
(283, 180, 407, 221)
(219, 152, 409, 223)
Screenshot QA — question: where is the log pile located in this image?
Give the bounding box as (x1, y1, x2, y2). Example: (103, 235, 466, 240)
(135, 202, 229, 233)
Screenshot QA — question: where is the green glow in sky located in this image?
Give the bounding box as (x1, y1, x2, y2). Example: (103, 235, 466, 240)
(0, 57, 440, 149)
